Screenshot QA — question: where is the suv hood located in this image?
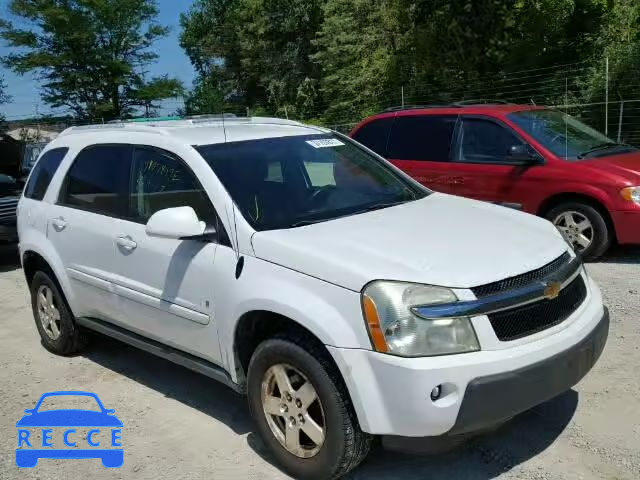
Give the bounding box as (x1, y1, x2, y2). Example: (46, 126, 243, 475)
(251, 193, 568, 292)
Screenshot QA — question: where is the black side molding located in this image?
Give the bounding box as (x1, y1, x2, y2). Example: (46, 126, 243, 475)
(76, 317, 243, 393)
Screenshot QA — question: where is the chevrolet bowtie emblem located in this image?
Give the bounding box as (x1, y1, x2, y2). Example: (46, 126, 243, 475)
(544, 281, 562, 300)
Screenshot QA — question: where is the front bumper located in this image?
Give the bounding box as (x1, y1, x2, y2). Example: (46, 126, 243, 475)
(328, 276, 607, 438)
(450, 306, 608, 435)
(611, 210, 640, 244)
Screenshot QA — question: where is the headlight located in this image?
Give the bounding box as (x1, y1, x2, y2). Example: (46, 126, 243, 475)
(621, 186, 640, 205)
(362, 281, 480, 357)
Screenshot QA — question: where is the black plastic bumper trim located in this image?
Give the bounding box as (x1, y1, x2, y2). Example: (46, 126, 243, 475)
(449, 306, 609, 435)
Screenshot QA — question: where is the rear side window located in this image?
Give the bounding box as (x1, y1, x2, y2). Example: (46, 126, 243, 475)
(387, 115, 457, 161)
(23, 148, 68, 200)
(351, 118, 394, 156)
(59, 145, 131, 218)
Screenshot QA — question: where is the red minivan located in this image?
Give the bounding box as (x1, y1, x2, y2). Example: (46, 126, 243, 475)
(350, 104, 640, 259)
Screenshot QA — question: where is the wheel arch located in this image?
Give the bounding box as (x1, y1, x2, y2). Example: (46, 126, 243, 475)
(537, 192, 616, 241)
(231, 309, 370, 436)
(233, 310, 334, 387)
(21, 246, 77, 314)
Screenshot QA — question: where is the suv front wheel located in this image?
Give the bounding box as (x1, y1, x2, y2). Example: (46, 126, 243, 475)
(247, 334, 371, 480)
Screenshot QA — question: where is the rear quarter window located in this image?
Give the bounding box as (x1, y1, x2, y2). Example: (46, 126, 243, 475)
(351, 118, 394, 157)
(23, 148, 69, 200)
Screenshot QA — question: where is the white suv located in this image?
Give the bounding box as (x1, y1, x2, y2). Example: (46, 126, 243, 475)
(18, 117, 609, 479)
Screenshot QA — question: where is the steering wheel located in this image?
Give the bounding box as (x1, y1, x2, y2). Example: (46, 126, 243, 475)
(305, 185, 335, 210)
(549, 133, 565, 145)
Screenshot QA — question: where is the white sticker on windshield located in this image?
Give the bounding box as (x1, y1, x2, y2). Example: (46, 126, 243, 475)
(306, 138, 345, 148)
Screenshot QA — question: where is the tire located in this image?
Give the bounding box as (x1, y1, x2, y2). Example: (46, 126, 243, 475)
(247, 333, 371, 480)
(30, 270, 86, 355)
(545, 202, 612, 261)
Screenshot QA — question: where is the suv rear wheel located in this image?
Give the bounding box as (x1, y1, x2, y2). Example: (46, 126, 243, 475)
(30, 271, 86, 355)
(247, 334, 371, 480)
(546, 202, 612, 260)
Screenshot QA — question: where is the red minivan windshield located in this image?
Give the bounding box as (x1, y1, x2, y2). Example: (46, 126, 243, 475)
(508, 109, 637, 161)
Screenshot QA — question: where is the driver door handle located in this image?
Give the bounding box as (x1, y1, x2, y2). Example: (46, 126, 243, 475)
(116, 235, 137, 251)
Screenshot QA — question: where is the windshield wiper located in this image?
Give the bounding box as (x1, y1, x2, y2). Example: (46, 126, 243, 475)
(288, 218, 327, 228)
(360, 200, 409, 213)
(287, 200, 409, 228)
(577, 142, 623, 159)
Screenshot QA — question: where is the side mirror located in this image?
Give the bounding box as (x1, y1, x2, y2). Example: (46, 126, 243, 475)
(509, 144, 541, 164)
(145, 207, 206, 239)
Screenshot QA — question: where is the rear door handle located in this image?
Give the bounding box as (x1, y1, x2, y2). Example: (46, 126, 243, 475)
(51, 217, 67, 232)
(448, 177, 465, 185)
(116, 235, 137, 251)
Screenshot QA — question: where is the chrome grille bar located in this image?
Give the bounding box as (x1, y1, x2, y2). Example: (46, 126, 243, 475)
(412, 255, 583, 319)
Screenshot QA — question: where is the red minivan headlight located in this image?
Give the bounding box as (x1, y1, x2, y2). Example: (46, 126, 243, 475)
(620, 187, 640, 205)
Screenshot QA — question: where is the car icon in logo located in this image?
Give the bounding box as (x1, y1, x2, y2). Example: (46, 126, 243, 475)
(16, 391, 123, 468)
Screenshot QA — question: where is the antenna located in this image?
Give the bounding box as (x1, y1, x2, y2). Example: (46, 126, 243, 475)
(224, 203, 240, 259)
(221, 111, 227, 143)
(231, 202, 244, 279)
(232, 203, 240, 261)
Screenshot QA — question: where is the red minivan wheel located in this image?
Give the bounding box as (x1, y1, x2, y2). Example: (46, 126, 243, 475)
(546, 202, 612, 261)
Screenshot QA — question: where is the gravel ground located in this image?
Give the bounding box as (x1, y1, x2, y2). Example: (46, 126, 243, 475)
(0, 243, 638, 480)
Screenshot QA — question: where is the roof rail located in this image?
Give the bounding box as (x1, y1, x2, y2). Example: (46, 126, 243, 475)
(57, 115, 312, 137)
(382, 104, 452, 113)
(453, 99, 512, 106)
(58, 122, 171, 137)
(184, 113, 237, 120)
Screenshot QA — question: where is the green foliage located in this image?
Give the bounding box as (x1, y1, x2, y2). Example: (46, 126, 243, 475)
(180, 0, 323, 117)
(183, 75, 226, 116)
(0, 0, 183, 121)
(0, 75, 10, 128)
(0, 76, 9, 106)
(179, 0, 640, 128)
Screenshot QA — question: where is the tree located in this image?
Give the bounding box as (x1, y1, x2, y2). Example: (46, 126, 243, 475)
(0, 0, 183, 121)
(312, 0, 410, 123)
(177, 0, 640, 131)
(130, 75, 184, 118)
(182, 74, 226, 116)
(180, 0, 323, 117)
(0, 75, 11, 131)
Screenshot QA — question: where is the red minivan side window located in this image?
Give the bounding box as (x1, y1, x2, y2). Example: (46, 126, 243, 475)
(387, 115, 458, 162)
(351, 117, 394, 157)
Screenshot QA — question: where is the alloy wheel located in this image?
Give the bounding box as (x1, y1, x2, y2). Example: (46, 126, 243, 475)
(553, 211, 594, 253)
(261, 363, 326, 458)
(37, 285, 61, 340)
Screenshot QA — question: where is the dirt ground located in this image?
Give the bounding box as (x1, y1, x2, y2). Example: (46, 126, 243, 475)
(0, 243, 638, 480)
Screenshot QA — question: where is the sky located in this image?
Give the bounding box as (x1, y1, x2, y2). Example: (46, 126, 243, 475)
(0, 0, 196, 120)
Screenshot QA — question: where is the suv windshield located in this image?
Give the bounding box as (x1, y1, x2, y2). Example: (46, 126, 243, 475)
(508, 109, 637, 160)
(196, 134, 427, 231)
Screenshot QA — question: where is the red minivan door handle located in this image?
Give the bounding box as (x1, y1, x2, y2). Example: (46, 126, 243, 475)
(448, 177, 465, 185)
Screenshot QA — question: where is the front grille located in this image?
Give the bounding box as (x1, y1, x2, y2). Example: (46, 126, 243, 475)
(489, 275, 587, 342)
(472, 252, 571, 298)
